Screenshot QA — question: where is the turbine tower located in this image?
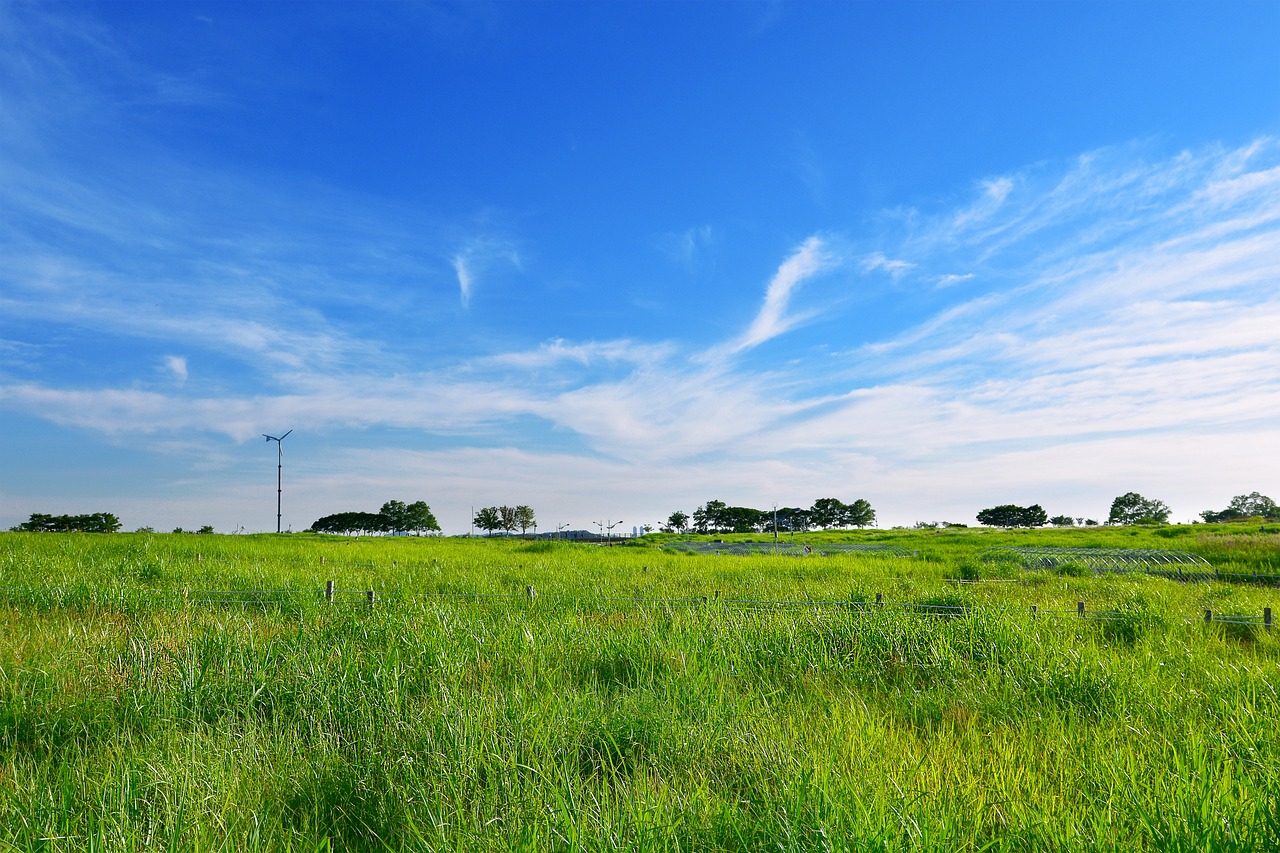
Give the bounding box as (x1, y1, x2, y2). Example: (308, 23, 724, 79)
(263, 430, 292, 534)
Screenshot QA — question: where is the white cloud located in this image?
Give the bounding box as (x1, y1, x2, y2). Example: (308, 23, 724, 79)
(858, 251, 915, 278)
(163, 355, 188, 384)
(453, 254, 474, 307)
(733, 236, 840, 351)
(3, 137, 1278, 530)
(452, 237, 522, 308)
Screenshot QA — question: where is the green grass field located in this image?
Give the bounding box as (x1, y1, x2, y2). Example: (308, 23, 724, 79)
(0, 524, 1276, 851)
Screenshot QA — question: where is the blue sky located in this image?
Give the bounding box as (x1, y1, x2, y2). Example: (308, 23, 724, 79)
(2, 1, 1278, 534)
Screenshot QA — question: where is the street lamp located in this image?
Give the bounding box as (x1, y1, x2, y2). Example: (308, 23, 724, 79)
(606, 519, 623, 544)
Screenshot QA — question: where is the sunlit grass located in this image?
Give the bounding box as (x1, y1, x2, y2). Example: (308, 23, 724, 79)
(0, 527, 1276, 850)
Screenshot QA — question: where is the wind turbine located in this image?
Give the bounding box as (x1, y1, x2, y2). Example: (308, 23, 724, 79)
(263, 430, 292, 534)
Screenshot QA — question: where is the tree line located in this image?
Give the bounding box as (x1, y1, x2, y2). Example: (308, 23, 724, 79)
(663, 497, 876, 535)
(9, 512, 122, 533)
(472, 505, 537, 536)
(309, 500, 440, 536)
(975, 491, 1277, 528)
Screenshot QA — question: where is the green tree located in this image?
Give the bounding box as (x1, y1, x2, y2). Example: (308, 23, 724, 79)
(976, 504, 1045, 528)
(693, 500, 729, 534)
(844, 498, 876, 528)
(378, 500, 409, 533)
(498, 506, 519, 535)
(666, 511, 689, 534)
(311, 511, 383, 535)
(404, 501, 441, 535)
(1201, 492, 1279, 523)
(775, 507, 810, 533)
(809, 498, 846, 529)
(514, 505, 536, 534)
(1050, 515, 1075, 527)
(1108, 492, 1170, 525)
(12, 512, 121, 533)
(474, 506, 502, 537)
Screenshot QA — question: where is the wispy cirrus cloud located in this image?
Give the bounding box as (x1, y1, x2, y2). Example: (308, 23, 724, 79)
(732, 236, 841, 352)
(3, 131, 1278, 530)
(858, 251, 915, 278)
(453, 237, 522, 308)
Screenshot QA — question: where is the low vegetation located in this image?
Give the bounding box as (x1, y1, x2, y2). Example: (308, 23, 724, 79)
(0, 523, 1275, 851)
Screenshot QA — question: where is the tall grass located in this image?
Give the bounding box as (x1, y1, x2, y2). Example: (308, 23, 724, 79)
(0, 529, 1275, 851)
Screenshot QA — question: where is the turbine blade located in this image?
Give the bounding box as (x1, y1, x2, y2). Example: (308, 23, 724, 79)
(280, 429, 293, 440)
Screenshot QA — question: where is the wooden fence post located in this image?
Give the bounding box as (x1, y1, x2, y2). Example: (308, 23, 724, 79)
(1030, 605, 1037, 619)
(1077, 601, 1085, 617)
(1266, 607, 1273, 631)
(875, 593, 883, 607)
(321, 556, 325, 566)
(325, 580, 335, 603)
(367, 589, 376, 607)
(526, 585, 536, 600)
(1204, 609, 1213, 623)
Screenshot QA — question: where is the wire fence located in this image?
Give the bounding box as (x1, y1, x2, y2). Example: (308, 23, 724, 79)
(661, 541, 916, 557)
(168, 584, 1272, 630)
(0, 576, 1272, 632)
(983, 546, 1279, 586)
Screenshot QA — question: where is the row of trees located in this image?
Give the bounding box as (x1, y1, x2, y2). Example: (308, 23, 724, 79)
(664, 497, 876, 535)
(310, 500, 440, 536)
(975, 492, 1277, 528)
(975, 493, 1170, 528)
(1201, 492, 1279, 523)
(9, 512, 122, 533)
(473, 505, 537, 536)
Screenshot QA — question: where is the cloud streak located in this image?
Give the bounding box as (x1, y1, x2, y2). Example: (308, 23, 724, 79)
(733, 236, 840, 352)
(2, 131, 1277, 529)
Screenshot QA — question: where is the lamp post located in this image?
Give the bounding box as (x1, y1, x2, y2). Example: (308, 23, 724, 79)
(606, 519, 623, 544)
(262, 430, 292, 534)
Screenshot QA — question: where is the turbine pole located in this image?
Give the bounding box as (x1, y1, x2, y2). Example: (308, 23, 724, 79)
(263, 430, 292, 534)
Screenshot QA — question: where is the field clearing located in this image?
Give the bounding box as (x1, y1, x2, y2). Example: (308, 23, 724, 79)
(0, 526, 1277, 851)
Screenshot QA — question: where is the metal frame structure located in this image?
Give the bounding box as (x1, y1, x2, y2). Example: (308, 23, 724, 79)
(661, 541, 914, 557)
(982, 546, 1210, 571)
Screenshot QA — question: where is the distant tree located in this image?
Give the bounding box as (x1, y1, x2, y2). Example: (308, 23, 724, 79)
(976, 505, 1023, 528)
(666, 511, 689, 534)
(692, 500, 729, 534)
(1021, 505, 1048, 527)
(198, 525, 215, 534)
(1050, 515, 1075, 527)
(845, 498, 876, 528)
(775, 507, 810, 534)
(1201, 492, 1279, 523)
(12, 512, 121, 533)
(514, 505, 536, 534)
(1108, 492, 1170, 525)
(135, 526, 155, 533)
(404, 501, 441, 535)
(497, 505, 519, 535)
(976, 504, 1046, 528)
(311, 511, 384, 535)
(809, 498, 847, 530)
(377, 500, 409, 533)
(474, 506, 502, 537)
